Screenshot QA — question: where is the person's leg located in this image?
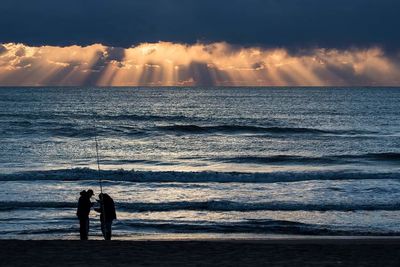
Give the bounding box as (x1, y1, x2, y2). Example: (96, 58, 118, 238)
(101, 221, 108, 240)
(79, 218, 88, 240)
(105, 221, 112, 240)
(85, 218, 89, 239)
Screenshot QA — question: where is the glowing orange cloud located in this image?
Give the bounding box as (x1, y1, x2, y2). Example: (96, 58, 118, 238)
(0, 42, 399, 86)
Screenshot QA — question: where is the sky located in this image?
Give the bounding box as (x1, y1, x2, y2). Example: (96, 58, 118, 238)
(0, 0, 399, 86)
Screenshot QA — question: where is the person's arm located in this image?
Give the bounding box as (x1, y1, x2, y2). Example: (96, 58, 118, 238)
(94, 200, 103, 213)
(111, 200, 117, 220)
(77, 198, 82, 217)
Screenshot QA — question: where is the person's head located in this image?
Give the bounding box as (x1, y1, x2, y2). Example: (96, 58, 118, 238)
(98, 193, 110, 201)
(87, 189, 94, 198)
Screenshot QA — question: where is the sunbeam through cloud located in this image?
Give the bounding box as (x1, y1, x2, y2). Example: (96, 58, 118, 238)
(1, 42, 399, 86)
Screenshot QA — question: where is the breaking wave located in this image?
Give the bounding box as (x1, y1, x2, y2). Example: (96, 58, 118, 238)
(1, 218, 396, 236)
(156, 124, 373, 135)
(118, 219, 398, 236)
(0, 168, 398, 183)
(2, 200, 400, 212)
(214, 153, 400, 165)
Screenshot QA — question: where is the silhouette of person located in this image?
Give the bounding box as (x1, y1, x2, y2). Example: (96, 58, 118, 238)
(95, 193, 116, 240)
(76, 189, 94, 240)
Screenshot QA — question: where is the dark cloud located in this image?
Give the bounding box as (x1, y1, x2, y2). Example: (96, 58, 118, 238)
(14, 48, 25, 57)
(0, 0, 399, 51)
(252, 62, 266, 71)
(0, 45, 7, 55)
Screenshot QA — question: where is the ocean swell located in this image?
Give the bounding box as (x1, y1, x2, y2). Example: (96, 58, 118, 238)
(2, 200, 400, 212)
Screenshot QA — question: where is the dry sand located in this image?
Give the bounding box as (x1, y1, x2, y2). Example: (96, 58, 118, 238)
(1, 238, 400, 266)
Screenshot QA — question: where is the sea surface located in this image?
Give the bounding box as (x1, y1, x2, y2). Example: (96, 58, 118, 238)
(0, 87, 399, 240)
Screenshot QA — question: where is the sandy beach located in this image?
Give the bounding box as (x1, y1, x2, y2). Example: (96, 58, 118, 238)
(1, 238, 400, 266)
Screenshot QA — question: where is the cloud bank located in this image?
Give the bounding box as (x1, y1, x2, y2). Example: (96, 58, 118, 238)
(0, 42, 399, 86)
(0, 0, 399, 51)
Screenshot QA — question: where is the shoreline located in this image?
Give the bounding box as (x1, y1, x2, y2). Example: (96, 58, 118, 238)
(4, 235, 400, 243)
(1, 238, 400, 266)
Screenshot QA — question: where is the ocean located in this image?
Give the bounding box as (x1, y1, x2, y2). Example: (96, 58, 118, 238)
(0, 87, 399, 240)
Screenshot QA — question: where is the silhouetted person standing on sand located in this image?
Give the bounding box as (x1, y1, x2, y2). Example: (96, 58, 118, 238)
(76, 189, 94, 240)
(95, 193, 116, 240)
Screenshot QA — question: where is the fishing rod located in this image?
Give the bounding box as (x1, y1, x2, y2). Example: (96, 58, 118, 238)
(93, 123, 107, 239)
(94, 132, 103, 195)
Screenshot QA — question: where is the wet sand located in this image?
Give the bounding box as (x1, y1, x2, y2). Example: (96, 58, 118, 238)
(1, 238, 400, 266)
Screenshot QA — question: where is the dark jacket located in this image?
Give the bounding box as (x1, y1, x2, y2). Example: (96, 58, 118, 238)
(97, 194, 117, 222)
(77, 191, 92, 219)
